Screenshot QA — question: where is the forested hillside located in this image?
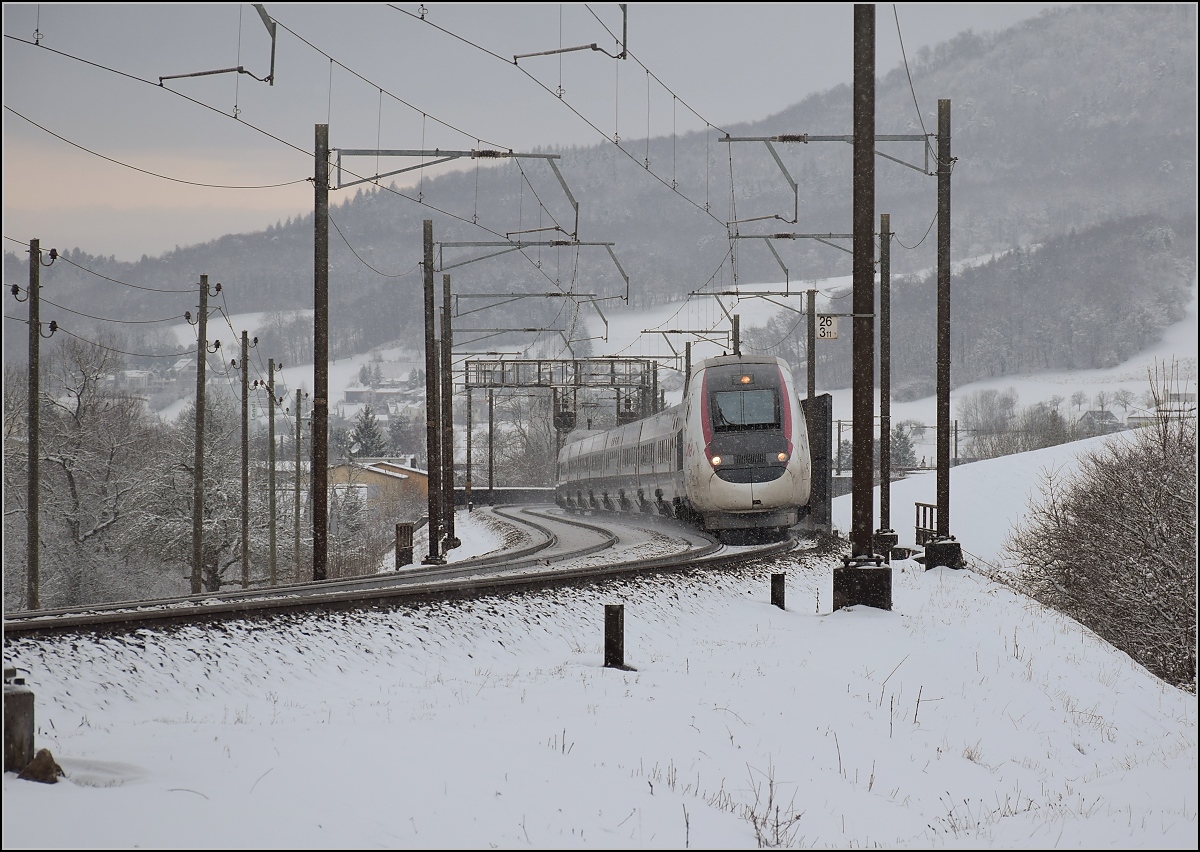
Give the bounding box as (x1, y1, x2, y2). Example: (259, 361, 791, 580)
(4, 4, 1196, 388)
(745, 214, 1197, 393)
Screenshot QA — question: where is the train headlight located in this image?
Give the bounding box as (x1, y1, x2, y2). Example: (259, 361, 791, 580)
(776, 451, 788, 462)
(710, 454, 723, 466)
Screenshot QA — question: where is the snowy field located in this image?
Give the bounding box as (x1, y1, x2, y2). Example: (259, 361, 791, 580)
(11, 265, 1193, 849)
(3, 430, 1196, 849)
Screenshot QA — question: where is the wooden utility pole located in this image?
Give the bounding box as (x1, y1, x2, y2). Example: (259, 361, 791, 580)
(850, 2, 876, 561)
(937, 99, 952, 538)
(806, 289, 817, 401)
(465, 384, 473, 511)
(267, 358, 279, 585)
(441, 273, 458, 549)
(876, 213, 898, 560)
(488, 388, 495, 494)
(26, 239, 41, 610)
(312, 124, 330, 581)
(878, 213, 892, 532)
(294, 389, 304, 581)
(191, 275, 216, 595)
(422, 221, 444, 563)
(926, 98, 964, 570)
(239, 330, 252, 589)
(834, 3, 891, 611)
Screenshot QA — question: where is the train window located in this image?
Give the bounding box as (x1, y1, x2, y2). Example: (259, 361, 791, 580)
(711, 389, 779, 431)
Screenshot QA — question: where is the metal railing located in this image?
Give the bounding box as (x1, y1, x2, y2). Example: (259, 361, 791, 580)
(915, 502, 937, 546)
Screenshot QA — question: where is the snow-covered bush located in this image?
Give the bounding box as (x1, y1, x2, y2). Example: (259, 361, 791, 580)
(1004, 363, 1197, 688)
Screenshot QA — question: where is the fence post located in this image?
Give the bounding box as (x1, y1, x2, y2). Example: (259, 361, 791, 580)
(395, 522, 414, 569)
(604, 604, 625, 668)
(771, 573, 786, 610)
(3, 668, 34, 774)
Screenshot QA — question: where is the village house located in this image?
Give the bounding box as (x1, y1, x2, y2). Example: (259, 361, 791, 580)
(327, 458, 429, 522)
(1078, 409, 1121, 435)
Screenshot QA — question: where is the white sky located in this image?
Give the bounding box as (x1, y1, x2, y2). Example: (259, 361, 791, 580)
(2, 3, 1058, 260)
(3, 427, 1196, 848)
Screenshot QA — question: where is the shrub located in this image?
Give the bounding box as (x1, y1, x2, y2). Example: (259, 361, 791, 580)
(1003, 365, 1196, 688)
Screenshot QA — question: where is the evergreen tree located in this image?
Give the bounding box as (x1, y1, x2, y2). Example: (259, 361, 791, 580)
(886, 424, 918, 471)
(350, 406, 387, 457)
(388, 413, 425, 462)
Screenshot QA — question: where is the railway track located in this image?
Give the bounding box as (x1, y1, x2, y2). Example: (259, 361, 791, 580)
(2, 505, 798, 638)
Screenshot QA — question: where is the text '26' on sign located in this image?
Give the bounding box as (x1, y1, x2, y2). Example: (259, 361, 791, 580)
(817, 315, 838, 340)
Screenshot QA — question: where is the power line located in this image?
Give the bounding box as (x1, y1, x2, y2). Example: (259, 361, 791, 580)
(892, 4, 935, 161)
(270, 15, 511, 153)
(327, 211, 421, 279)
(2, 35, 597, 287)
(52, 324, 195, 358)
(3, 237, 196, 293)
(893, 209, 938, 251)
(269, 13, 583, 239)
(582, 4, 725, 137)
(2, 34, 313, 161)
(3, 105, 310, 189)
(610, 246, 734, 357)
(389, 4, 726, 228)
(19, 288, 189, 326)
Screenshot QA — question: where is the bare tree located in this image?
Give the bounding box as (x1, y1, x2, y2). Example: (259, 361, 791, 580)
(1112, 388, 1137, 417)
(493, 392, 555, 486)
(127, 388, 253, 593)
(959, 388, 1019, 459)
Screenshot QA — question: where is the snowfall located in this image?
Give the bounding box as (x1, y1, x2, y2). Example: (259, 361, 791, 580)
(3, 275, 1197, 849)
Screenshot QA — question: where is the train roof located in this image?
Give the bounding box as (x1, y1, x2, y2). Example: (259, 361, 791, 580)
(696, 353, 786, 369)
(561, 428, 609, 446)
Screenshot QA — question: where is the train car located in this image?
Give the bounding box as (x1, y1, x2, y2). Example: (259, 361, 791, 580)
(555, 353, 811, 539)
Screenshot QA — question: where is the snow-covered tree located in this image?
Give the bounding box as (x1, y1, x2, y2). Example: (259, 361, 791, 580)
(351, 405, 387, 457)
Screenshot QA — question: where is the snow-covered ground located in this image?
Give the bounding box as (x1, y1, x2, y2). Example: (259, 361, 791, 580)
(406, 506, 508, 566)
(3, 428, 1196, 849)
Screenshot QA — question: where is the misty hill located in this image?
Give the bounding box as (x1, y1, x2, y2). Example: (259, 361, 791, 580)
(5, 4, 1196, 391)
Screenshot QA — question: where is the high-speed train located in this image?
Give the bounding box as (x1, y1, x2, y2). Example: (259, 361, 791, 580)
(555, 354, 811, 538)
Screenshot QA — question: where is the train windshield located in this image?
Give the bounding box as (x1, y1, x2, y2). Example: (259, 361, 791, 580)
(711, 389, 779, 431)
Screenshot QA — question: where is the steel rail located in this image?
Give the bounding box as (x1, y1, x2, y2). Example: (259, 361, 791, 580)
(1, 505, 585, 625)
(2, 506, 772, 638)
